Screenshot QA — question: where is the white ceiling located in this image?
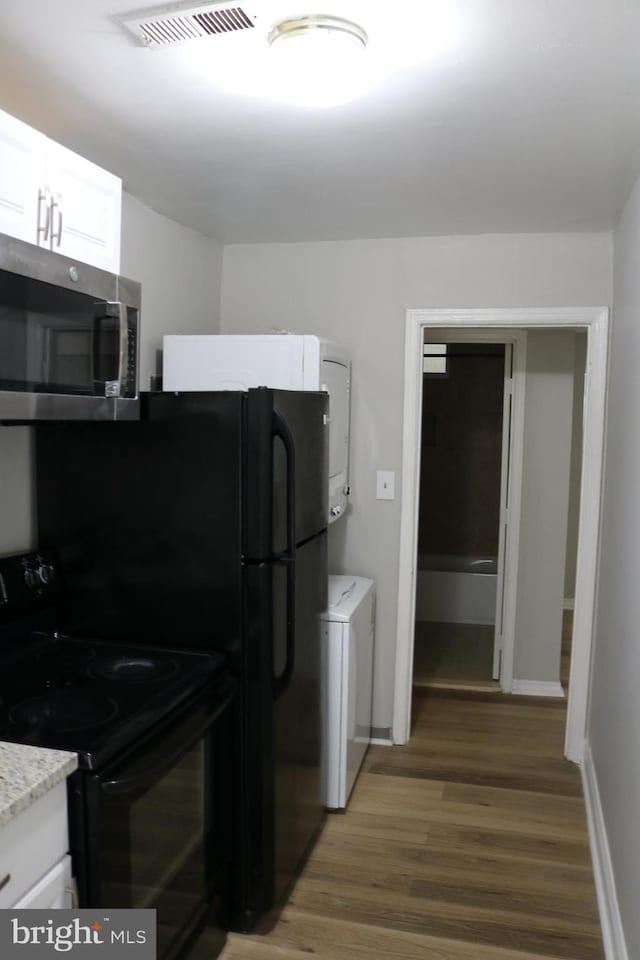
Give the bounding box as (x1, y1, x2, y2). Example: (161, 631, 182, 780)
(0, 0, 639, 243)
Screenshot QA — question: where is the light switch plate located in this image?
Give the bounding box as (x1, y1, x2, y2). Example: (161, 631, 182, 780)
(376, 470, 395, 500)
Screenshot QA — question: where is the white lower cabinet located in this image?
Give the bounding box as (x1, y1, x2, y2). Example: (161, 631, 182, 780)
(0, 107, 121, 272)
(12, 855, 73, 909)
(0, 780, 72, 909)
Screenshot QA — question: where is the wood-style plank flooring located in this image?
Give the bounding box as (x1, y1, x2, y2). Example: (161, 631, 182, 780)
(212, 667, 603, 960)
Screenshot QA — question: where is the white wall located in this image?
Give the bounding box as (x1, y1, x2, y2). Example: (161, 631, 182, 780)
(120, 193, 223, 391)
(514, 330, 575, 683)
(0, 193, 222, 557)
(221, 232, 613, 729)
(564, 333, 588, 601)
(588, 175, 640, 959)
(0, 428, 34, 554)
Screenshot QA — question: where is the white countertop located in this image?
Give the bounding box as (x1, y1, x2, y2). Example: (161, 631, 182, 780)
(0, 742, 77, 827)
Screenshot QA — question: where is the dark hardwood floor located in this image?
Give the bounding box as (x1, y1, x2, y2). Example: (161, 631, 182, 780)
(211, 660, 603, 960)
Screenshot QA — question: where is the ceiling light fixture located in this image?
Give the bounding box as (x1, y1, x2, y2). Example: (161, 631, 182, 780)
(268, 15, 368, 55)
(266, 14, 370, 108)
(172, 2, 463, 109)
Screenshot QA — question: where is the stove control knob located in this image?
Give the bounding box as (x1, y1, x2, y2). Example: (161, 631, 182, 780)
(23, 567, 37, 589)
(36, 563, 54, 586)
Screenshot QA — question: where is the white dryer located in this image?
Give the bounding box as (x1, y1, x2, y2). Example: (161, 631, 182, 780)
(321, 575, 375, 810)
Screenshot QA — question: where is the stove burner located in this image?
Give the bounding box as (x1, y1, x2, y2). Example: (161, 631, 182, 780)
(89, 656, 179, 682)
(10, 691, 119, 731)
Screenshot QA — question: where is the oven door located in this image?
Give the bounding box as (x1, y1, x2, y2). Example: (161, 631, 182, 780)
(70, 675, 236, 960)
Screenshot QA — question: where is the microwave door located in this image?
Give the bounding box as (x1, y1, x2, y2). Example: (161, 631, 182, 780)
(44, 326, 92, 391)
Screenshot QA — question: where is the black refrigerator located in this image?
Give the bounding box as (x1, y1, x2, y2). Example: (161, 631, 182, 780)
(35, 388, 329, 931)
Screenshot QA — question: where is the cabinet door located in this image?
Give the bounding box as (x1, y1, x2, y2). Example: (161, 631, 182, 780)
(12, 856, 73, 909)
(0, 109, 46, 244)
(45, 140, 122, 272)
(0, 781, 69, 908)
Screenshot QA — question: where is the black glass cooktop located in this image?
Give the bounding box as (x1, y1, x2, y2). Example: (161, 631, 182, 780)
(0, 632, 227, 770)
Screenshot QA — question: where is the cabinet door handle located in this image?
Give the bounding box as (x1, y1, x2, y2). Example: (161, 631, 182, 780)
(0, 873, 11, 892)
(37, 189, 51, 243)
(50, 194, 63, 248)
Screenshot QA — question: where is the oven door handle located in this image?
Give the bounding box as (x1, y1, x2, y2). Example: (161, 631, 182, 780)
(100, 679, 235, 797)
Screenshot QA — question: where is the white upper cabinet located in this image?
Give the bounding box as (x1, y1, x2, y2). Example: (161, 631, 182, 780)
(0, 110, 46, 244)
(45, 141, 121, 272)
(0, 108, 121, 273)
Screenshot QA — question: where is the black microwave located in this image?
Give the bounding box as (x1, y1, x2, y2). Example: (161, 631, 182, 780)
(0, 234, 140, 422)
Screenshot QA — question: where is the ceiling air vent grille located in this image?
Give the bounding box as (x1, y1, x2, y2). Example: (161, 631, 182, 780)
(122, 2, 257, 49)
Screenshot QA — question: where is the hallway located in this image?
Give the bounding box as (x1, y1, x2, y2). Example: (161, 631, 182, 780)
(219, 683, 603, 959)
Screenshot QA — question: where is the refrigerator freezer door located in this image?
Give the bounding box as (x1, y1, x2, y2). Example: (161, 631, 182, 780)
(246, 389, 328, 560)
(274, 390, 328, 547)
(163, 336, 349, 528)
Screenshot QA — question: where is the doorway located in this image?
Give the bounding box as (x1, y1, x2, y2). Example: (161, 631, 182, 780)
(394, 308, 609, 763)
(414, 339, 507, 690)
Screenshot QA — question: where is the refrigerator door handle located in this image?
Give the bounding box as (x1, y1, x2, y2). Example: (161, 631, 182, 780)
(273, 560, 296, 701)
(272, 410, 296, 559)
(273, 411, 296, 700)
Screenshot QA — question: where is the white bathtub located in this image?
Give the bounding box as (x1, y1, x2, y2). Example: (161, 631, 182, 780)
(415, 554, 497, 625)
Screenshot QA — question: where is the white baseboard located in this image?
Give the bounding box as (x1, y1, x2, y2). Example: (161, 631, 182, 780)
(416, 615, 495, 626)
(370, 726, 393, 747)
(563, 597, 575, 610)
(511, 679, 565, 698)
(582, 743, 629, 960)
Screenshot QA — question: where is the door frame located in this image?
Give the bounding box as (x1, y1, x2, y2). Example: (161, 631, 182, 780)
(393, 307, 610, 763)
(420, 329, 527, 692)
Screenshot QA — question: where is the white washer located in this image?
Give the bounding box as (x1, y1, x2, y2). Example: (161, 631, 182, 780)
(321, 575, 375, 810)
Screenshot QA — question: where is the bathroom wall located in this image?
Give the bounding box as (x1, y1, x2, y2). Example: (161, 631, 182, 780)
(513, 330, 576, 684)
(0, 192, 222, 557)
(418, 343, 505, 559)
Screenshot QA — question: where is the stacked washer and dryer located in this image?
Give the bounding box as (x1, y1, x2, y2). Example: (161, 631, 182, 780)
(163, 333, 375, 810)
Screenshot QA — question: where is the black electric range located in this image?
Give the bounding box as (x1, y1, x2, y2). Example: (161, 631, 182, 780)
(0, 551, 228, 770)
(0, 550, 236, 960)
(0, 631, 227, 770)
